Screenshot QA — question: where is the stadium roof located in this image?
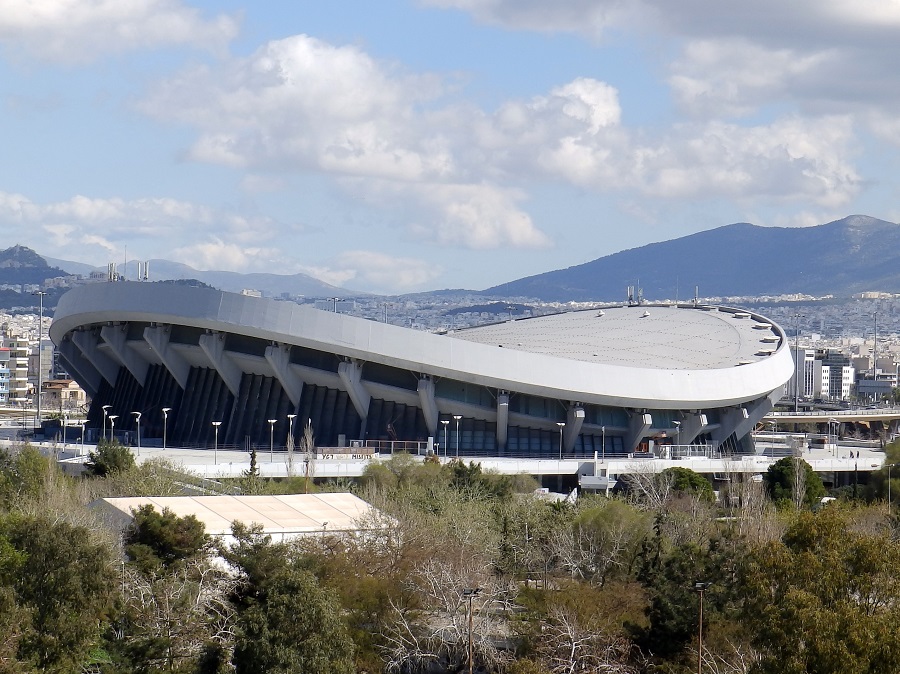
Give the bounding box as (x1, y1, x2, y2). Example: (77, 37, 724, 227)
(450, 305, 778, 370)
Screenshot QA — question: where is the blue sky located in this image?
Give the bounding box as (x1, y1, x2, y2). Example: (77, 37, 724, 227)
(1, 0, 899, 294)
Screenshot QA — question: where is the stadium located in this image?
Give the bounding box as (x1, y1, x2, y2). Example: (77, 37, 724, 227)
(49, 282, 794, 459)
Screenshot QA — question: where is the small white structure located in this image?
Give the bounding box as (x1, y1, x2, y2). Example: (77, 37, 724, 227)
(93, 492, 383, 545)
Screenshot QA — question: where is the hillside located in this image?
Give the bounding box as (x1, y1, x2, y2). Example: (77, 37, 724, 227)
(482, 215, 900, 301)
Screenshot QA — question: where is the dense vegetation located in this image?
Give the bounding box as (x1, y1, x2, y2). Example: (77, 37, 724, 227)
(1, 441, 899, 673)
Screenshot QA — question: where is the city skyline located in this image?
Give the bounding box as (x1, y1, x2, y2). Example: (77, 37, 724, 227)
(2, 1, 900, 293)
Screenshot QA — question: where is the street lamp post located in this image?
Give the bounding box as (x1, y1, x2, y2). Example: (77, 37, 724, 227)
(328, 296, 340, 312)
(108, 415, 118, 443)
(601, 425, 606, 463)
(132, 412, 142, 456)
(674, 420, 681, 455)
(829, 418, 838, 456)
(212, 421, 221, 464)
(162, 407, 172, 450)
(102, 404, 112, 442)
(453, 415, 462, 458)
(462, 588, 482, 674)
(557, 421, 566, 460)
(441, 419, 449, 458)
(62, 412, 68, 452)
(693, 582, 710, 674)
(33, 291, 46, 433)
(79, 420, 85, 456)
(268, 419, 277, 462)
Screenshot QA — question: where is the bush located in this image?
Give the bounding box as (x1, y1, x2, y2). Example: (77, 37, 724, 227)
(86, 439, 136, 477)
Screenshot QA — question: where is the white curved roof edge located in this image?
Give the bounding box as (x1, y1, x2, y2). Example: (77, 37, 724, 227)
(51, 283, 794, 410)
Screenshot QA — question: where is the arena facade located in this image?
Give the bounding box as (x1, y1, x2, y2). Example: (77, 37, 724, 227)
(50, 282, 794, 458)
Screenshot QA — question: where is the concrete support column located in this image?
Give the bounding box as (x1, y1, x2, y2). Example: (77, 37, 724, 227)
(712, 390, 779, 447)
(564, 404, 585, 452)
(417, 377, 438, 437)
(72, 329, 120, 387)
(496, 392, 509, 454)
(57, 337, 100, 398)
(143, 325, 190, 390)
(265, 343, 303, 408)
(100, 324, 149, 386)
(626, 411, 653, 452)
(199, 331, 242, 397)
(679, 412, 710, 445)
(338, 359, 371, 422)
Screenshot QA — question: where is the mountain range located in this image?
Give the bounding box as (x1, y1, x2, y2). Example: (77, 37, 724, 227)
(42, 257, 352, 298)
(25, 214, 900, 302)
(484, 214, 900, 301)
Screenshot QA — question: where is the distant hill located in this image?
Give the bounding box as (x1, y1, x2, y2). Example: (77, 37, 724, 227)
(0, 245, 70, 285)
(482, 215, 900, 301)
(45, 257, 360, 299)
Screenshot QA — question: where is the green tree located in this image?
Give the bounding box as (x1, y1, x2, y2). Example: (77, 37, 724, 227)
(740, 507, 900, 674)
(86, 439, 136, 477)
(224, 524, 355, 674)
(661, 466, 715, 501)
(0, 445, 55, 507)
(0, 513, 117, 673)
(124, 505, 209, 574)
(764, 456, 825, 507)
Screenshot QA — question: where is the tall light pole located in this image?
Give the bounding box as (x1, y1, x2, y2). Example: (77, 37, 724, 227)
(132, 411, 142, 456)
(601, 425, 606, 463)
(462, 588, 481, 674)
(212, 421, 221, 464)
(557, 421, 566, 460)
(108, 415, 118, 443)
(674, 420, 681, 454)
(694, 582, 710, 674)
(79, 420, 85, 456)
(328, 296, 340, 312)
(441, 419, 449, 458)
(102, 404, 112, 442)
(268, 419, 277, 462)
(62, 412, 68, 451)
(162, 407, 172, 450)
(829, 418, 838, 456)
(453, 415, 462, 458)
(33, 290, 46, 433)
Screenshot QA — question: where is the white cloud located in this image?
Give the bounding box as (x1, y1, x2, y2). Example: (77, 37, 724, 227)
(0, 191, 285, 270)
(359, 180, 551, 249)
(420, 0, 636, 37)
(426, 1, 900, 127)
(629, 117, 861, 206)
(139, 32, 866, 246)
(141, 35, 449, 181)
(170, 239, 273, 272)
(0, 0, 238, 64)
(305, 251, 443, 293)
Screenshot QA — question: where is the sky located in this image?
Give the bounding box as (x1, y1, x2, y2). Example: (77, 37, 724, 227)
(1, 0, 900, 295)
